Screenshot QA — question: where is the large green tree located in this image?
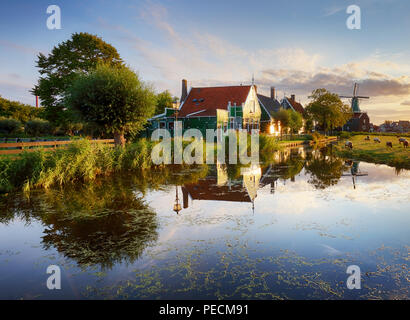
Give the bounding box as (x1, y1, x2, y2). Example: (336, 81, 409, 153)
(305, 88, 352, 135)
(66, 63, 157, 146)
(274, 109, 290, 136)
(32, 32, 123, 125)
(288, 110, 303, 134)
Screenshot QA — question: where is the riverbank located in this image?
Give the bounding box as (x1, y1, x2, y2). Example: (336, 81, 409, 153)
(335, 135, 410, 169)
(0, 134, 284, 193)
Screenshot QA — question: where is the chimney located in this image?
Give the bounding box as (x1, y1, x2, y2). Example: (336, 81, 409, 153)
(181, 79, 188, 103)
(291, 94, 295, 102)
(270, 87, 275, 100)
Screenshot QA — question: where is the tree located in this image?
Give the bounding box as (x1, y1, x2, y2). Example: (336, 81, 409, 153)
(0, 96, 42, 123)
(288, 110, 303, 134)
(66, 63, 157, 146)
(32, 32, 123, 125)
(274, 109, 290, 137)
(155, 90, 174, 115)
(305, 88, 352, 135)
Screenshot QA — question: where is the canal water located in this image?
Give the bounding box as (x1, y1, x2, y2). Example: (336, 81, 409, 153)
(0, 147, 409, 299)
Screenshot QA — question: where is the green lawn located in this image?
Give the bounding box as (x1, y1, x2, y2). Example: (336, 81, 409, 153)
(335, 135, 410, 169)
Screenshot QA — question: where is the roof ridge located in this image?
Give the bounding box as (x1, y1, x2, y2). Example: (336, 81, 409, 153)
(191, 84, 252, 89)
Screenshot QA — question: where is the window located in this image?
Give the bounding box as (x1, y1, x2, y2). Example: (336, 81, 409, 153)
(250, 101, 255, 113)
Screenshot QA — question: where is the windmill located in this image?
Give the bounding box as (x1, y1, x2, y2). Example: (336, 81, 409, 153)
(339, 83, 369, 113)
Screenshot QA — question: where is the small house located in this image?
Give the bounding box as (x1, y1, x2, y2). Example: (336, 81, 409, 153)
(257, 86, 282, 136)
(147, 79, 262, 136)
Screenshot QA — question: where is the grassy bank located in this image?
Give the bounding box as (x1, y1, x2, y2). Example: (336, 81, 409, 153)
(0, 139, 156, 193)
(0, 134, 283, 193)
(335, 135, 410, 169)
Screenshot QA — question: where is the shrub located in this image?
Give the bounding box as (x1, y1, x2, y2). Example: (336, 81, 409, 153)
(24, 118, 53, 136)
(311, 132, 324, 143)
(259, 134, 281, 154)
(0, 117, 22, 134)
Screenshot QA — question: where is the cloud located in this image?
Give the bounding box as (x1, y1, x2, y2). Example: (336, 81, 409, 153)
(257, 66, 410, 98)
(401, 100, 410, 106)
(98, 1, 410, 123)
(323, 6, 345, 17)
(0, 40, 39, 55)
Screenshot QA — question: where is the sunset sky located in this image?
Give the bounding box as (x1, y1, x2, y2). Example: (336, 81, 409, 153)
(1, 0, 409, 124)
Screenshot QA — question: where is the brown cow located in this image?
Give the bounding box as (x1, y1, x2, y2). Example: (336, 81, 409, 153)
(399, 138, 406, 145)
(386, 142, 393, 148)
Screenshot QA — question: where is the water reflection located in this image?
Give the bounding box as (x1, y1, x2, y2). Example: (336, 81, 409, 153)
(176, 147, 357, 214)
(0, 148, 378, 271)
(0, 148, 408, 299)
(1, 177, 158, 270)
(342, 160, 369, 189)
(0, 167, 209, 270)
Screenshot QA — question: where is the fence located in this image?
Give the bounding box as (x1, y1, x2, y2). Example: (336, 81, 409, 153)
(0, 139, 115, 156)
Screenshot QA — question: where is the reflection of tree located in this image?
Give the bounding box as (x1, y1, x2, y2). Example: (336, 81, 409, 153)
(277, 150, 305, 181)
(0, 166, 211, 270)
(305, 149, 346, 189)
(39, 178, 158, 270)
(133, 165, 209, 194)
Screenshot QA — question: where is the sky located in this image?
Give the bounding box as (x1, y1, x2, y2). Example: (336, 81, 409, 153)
(0, 0, 409, 125)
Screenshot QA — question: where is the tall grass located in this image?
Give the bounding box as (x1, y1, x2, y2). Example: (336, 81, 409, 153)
(0, 139, 156, 193)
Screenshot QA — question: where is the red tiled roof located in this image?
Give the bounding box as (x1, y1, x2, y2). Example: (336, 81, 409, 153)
(183, 178, 251, 202)
(286, 97, 305, 114)
(178, 85, 252, 118)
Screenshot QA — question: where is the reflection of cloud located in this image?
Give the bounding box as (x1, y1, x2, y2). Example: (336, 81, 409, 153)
(321, 244, 343, 256)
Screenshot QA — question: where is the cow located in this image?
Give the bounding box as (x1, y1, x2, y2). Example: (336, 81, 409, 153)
(404, 140, 409, 148)
(399, 138, 406, 145)
(364, 136, 370, 141)
(345, 141, 353, 149)
(374, 138, 381, 143)
(386, 142, 393, 148)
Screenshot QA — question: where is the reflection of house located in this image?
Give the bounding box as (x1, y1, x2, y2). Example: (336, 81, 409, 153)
(241, 165, 262, 203)
(181, 164, 261, 211)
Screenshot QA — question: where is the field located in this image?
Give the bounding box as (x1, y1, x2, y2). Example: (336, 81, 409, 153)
(335, 134, 410, 169)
